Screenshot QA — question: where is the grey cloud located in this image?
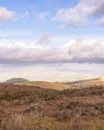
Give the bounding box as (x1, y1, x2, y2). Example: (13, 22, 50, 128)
(91, 1, 104, 16)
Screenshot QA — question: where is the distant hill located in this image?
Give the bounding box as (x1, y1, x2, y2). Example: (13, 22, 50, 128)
(4, 78, 29, 84)
(16, 76, 104, 90)
(64, 76, 104, 89)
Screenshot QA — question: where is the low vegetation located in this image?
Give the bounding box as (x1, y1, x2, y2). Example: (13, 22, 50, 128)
(0, 81, 104, 130)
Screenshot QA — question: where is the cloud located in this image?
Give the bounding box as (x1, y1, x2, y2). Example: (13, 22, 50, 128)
(53, 0, 91, 27)
(0, 7, 15, 22)
(53, 0, 104, 28)
(0, 38, 104, 65)
(97, 17, 104, 25)
(90, 0, 104, 16)
(37, 34, 51, 44)
(38, 11, 50, 21)
(1, 63, 103, 82)
(68, 39, 104, 63)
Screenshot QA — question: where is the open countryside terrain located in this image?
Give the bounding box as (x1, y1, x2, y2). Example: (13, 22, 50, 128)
(0, 77, 104, 130)
(64, 76, 104, 89)
(16, 81, 70, 90)
(0, 0, 104, 130)
(16, 76, 104, 90)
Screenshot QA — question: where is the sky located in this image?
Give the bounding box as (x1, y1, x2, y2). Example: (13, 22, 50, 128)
(0, 0, 104, 81)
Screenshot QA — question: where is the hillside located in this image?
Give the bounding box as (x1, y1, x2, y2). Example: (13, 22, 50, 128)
(4, 78, 29, 84)
(0, 82, 104, 130)
(64, 77, 104, 89)
(98, 76, 104, 81)
(16, 76, 104, 90)
(17, 81, 70, 90)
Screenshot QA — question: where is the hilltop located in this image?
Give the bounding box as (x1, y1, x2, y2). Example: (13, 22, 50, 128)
(4, 78, 29, 84)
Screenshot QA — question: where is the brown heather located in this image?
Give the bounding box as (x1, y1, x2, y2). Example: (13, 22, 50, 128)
(0, 81, 104, 130)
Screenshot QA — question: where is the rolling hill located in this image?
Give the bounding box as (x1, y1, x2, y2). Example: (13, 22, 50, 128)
(16, 81, 70, 90)
(16, 76, 104, 90)
(64, 76, 104, 89)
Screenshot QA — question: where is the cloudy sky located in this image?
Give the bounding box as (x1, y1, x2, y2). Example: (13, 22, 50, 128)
(0, 0, 104, 81)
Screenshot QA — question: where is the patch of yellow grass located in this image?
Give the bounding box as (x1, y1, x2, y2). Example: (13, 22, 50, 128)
(17, 81, 70, 90)
(98, 76, 104, 81)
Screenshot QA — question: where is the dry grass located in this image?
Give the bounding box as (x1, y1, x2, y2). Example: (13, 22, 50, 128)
(0, 83, 104, 130)
(98, 76, 104, 81)
(16, 81, 70, 90)
(65, 78, 104, 89)
(0, 114, 104, 130)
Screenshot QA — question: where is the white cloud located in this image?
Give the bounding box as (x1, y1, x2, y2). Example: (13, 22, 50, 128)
(53, 0, 91, 27)
(68, 39, 104, 63)
(0, 38, 104, 64)
(97, 17, 104, 25)
(0, 7, 15, 22)
(38, 11, 50, 21)
(0, 39, 42, 49)
(53, 0, 104, 28)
